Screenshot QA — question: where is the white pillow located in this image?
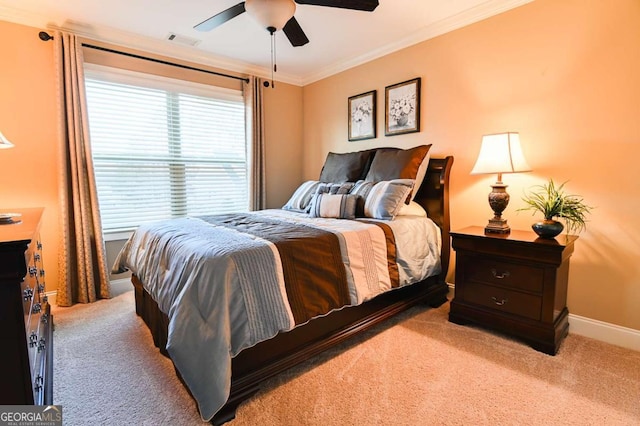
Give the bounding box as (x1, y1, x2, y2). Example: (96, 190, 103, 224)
(397, 201, 428, 217)
(282, 181, 320, 212)
(364, 179, 414, 220)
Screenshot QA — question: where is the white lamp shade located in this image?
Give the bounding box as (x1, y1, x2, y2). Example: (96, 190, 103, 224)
(245, 0, 296, 31)
(471, 132, 531, 175)
(0, 130, 14, 149)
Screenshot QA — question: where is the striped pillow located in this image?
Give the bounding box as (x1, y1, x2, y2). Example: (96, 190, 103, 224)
(363, 179, 414, 220)
(315, 182, 355, 195)
(308, 194, 358, 219)
(282, 180, 321, 212)
(349, 180, 376, 217)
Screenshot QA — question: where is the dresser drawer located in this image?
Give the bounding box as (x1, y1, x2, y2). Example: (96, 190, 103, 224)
(463, 281, 542, 321)
(463, 256, 544, 293)
(0, 208, 52, 405)
(22, 271, 39, 330)
(31, 303, 51, 405)
(28, 309, 49, 376)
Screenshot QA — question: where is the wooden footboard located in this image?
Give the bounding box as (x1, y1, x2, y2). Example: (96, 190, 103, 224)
(132, 274, 448, 425)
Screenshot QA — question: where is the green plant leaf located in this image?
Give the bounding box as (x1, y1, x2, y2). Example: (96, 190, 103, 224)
(518, 179, 593, 234)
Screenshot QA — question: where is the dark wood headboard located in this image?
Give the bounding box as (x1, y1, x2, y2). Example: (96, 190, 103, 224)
(413, 156, 454, 282)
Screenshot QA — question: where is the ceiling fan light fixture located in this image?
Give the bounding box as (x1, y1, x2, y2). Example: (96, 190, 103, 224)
(245, 0, 296, 31)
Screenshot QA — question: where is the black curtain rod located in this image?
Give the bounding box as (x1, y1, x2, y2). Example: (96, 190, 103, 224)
(38, 31, 250, 84)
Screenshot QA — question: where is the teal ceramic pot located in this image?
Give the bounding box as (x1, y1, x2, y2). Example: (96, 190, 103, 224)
(532, 219, 564, 238)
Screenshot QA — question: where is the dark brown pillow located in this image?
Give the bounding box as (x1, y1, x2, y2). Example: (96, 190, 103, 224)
(319, 150, 375, 183)
(365, 145, 431, 182)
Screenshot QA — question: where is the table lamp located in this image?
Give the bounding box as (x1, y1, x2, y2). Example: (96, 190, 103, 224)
(0, 130, 14, 149)
(0, 130, 18, 223)
(471, 132, 531, 234)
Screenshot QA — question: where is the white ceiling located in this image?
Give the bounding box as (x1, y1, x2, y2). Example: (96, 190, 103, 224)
(0, 0, 531, 85)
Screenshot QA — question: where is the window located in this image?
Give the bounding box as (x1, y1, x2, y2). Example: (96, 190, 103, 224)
(84, 66, 247, 236)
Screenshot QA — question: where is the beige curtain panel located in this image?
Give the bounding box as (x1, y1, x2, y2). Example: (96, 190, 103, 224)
(245, 76, 266, 211)
(54, 30, 110, 306)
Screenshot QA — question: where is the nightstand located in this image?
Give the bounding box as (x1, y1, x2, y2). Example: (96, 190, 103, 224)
(449, 226, 578, 355)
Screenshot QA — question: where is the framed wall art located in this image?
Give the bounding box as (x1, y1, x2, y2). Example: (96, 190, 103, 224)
(348, 90, 376, 141)
(385, 77, 421, 136)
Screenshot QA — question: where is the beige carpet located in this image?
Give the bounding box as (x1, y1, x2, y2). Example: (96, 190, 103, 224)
(52, 290, 640, 425)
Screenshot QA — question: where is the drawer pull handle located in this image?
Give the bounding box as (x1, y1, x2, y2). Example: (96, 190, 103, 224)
(29, 267, 38, 277)
(41, 313, 49, 324)
(491, 269, 510, 279)
(32, 303, 42, 314)
(34, 375, 44, 392)
(38, 338, 46, 352)
(38, 284, 45, 293)
(37, 241, 43, 250)
(29, 332, 38, 347)
(23, 288, 34, 301)
(491, 296, 508, 306)
(40, 269, 46, 277)
(34, 253, 41, 261)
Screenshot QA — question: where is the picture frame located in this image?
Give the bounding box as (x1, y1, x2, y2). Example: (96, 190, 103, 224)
(385, 77, 421, 136)
(348, 90, 376, 141)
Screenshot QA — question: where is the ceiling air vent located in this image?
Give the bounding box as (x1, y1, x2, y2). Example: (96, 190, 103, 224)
(165, 33, 201, 47)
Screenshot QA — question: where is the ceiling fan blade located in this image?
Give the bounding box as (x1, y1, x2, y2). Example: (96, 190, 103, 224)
(294, 0, 378, 12)
(194, 2, 246, 32)
(283, 17, 309, 47)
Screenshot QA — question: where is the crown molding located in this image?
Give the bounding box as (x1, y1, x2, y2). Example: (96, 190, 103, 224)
(1, 0, 532, 88)
(301, 0, 534, 85)
(0, 4, 303, 86)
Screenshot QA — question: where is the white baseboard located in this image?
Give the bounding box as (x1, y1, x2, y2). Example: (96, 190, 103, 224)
(45, 290, 57, 307)
(110, 278, 134, 295)
(47, 281, 639, 352)
(568, 313, 640, 352)
(445, 282, 639, 352)
(45, 278, 133, 307)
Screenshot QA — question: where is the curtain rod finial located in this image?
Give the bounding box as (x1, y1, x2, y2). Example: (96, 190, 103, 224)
(39, 31, 53, 41)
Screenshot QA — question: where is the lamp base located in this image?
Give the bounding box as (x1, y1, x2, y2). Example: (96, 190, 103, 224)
(485, 181, 511, 234)
(485, 217, 510, 234)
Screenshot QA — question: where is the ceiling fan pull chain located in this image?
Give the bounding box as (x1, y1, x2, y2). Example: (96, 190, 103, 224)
(269, 26, 276, 89)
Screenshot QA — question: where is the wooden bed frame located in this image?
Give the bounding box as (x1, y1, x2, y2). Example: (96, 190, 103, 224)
(131, 156, 454, 425)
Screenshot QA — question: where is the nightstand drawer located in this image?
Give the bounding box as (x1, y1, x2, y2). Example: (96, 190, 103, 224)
(464, 257, 544, 293)
(464, 282, 542, 321)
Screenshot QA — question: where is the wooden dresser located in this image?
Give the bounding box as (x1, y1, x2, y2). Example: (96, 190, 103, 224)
(449, 226, 577, 355)
(0, 208, 53, 404)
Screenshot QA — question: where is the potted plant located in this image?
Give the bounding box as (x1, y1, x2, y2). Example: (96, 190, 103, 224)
(518, 179, 592, 238)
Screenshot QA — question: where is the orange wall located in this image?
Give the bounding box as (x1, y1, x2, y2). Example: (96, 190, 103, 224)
(0, 19, 304, 293)
(1, 0, 638, 332)
(263, 82, 305, 208)
(0, 22, 60, 293)
(303, 0, 640, 330)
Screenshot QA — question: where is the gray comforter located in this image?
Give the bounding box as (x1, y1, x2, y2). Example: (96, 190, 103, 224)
(113, 209, 441, 420)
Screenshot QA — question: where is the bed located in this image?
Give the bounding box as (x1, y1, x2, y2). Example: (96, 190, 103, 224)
(114, 146, 453, 424)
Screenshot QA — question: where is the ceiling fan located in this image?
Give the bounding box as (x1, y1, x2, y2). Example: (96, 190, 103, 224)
(194, 0, 380, 47)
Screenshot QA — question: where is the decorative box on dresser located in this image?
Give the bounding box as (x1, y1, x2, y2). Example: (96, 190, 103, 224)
(0, 208, 53, 404)
(449, 226, 578, 355)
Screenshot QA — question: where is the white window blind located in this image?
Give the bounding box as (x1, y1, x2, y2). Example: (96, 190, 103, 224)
(84, 66, 248, 234)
